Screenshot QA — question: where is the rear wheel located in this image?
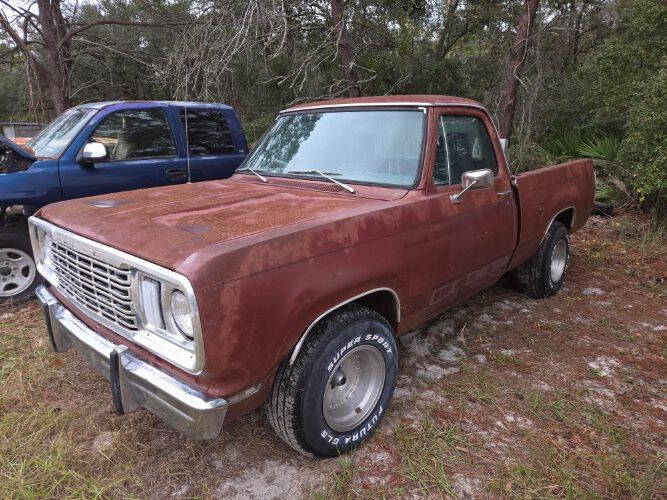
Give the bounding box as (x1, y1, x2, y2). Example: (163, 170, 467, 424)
(515, 221, 570, 298)
(0, 227, 39, 304)
(267, 305, 398, 457)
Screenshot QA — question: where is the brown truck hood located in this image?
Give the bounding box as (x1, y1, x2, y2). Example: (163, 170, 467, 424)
(39, 179, 387, 271)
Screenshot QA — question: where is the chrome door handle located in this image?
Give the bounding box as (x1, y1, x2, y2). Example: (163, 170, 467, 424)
(166, 168, 187, 180)
(497, 190, 512, 197)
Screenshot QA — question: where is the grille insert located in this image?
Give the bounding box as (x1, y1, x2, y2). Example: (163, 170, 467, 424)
(49, 240, 138, 331)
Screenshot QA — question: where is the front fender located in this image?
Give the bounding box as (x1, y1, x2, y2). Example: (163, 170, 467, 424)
(192, 242, 406, 398)
(0, 159, 61, 208)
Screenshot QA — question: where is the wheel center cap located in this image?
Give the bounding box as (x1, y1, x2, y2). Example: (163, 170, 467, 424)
(331, 368, 347, 388)
(0, 266, 11, 277)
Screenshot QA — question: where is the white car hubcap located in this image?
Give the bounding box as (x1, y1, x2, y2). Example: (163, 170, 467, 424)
(550, 239, 567, 283)
(0, 248, 36, 297)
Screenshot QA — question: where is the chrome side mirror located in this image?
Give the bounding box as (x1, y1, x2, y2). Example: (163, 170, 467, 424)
(79, 142, 107, 163)
(450, 169, 494, 204)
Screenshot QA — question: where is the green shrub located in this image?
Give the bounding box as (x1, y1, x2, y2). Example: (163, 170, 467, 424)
(578, 135, 622, 163)
(509, 140, 565, 173)
(544, 129, 583, 158)
(618, 66, 667, 217)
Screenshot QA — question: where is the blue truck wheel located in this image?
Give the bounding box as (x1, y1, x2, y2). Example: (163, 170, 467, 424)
(0, 227, 39, 303)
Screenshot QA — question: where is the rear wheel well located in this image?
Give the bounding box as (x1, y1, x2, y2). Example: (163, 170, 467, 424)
(1, 205, 31, 228)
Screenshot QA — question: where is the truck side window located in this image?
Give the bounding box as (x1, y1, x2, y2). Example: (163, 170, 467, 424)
(89, 109, 176, 161)
(439, 115, 498, 185)
(433, 117, 449, 185)
(180, 109, 235, 156)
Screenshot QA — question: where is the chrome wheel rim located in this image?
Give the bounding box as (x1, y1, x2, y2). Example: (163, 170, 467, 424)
(550, 239, 567, 283)
(0, 248, 36, 297)
(323, 345, 386, 432)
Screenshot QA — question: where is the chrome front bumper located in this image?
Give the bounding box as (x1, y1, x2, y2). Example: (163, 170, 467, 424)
(35, 285, 227, 440)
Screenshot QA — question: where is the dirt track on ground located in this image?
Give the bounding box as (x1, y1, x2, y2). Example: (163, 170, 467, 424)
(1, 213, 665, 498)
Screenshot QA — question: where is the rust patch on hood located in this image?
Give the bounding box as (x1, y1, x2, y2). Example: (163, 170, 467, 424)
(38, 179, 378, 270)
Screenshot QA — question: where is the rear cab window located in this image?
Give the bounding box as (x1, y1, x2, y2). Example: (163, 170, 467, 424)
(433, 114, 498, 186)
(180, 109, 235, 156)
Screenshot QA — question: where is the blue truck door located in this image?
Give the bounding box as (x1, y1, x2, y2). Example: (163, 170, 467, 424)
(59, 106, 188, 199)
(174, 106, 247, 182)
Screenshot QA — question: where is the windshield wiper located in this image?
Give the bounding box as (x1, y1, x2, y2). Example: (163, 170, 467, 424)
(286, 169, 355, 194)
(237, 166, 268, 183)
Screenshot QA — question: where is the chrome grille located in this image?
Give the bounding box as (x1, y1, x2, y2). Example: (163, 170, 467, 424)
(48, 240, 138, 331)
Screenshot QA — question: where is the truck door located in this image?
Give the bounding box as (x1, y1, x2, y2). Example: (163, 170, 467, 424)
(426, 108, 518, 314)
(176, 107, 247, 182)
(59, 107, 188, 199)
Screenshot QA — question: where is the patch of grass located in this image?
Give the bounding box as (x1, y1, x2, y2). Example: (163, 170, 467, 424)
(520, 388, 573, 424)
(311, 454, 357, 499)
(489, 447, 585, 498)
(393, 417, 467, 495)
(489, 439, 665, 499)
(488, 388, 665, 498)
(0, 408, 122, 498)
(608, 326, 635, 342)
(490, 351, 525, 367)
(544, 320, 566, 334)
(563, 295, 583, 306)
(610, 215, 666, 259)
(446, 365, 501, 404)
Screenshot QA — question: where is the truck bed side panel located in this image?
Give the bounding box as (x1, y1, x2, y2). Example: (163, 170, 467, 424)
(509, 159, 595, 270)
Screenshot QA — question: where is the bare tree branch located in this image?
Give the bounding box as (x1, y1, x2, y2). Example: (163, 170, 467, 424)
(59, 19, 193, 49)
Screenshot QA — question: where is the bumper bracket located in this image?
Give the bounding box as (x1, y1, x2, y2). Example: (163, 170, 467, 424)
(35, 285, 228, 440)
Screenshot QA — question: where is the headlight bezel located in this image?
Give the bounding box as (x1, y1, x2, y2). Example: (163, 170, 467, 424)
(28, 216, 205, 374)
(169, 290, 195, 339)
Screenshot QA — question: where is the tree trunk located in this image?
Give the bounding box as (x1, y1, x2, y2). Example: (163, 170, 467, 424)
(497, 0, 540, 141)
(331, 0, 361, 98)
(437, 0, 461, 58)
(37, 0, 72, 115)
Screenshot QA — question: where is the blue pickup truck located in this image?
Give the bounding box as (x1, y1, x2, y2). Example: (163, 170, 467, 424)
(0, 100, 248, 302)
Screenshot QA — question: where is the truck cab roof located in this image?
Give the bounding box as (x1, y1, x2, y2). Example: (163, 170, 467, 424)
(76, 101, 234, 111)
(282, 95, 485, 113)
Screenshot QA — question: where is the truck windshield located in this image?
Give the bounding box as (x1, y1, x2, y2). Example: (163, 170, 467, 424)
(241, 109, 425, 188)
(26, 107, 97, 159)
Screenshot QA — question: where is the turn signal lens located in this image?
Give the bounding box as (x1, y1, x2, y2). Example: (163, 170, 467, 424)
(141, 277, 164, 329)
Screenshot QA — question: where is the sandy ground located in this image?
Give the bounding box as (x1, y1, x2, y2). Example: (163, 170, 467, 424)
(0, 212, 665, 498)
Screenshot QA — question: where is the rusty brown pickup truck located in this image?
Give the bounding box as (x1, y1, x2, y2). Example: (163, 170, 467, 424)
(29, 95, 594, 457)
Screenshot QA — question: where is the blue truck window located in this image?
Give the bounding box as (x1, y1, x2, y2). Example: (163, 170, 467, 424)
(180, 109, 235, 156)
(26, 108, 97, 159)
(89, 109, 177, 161)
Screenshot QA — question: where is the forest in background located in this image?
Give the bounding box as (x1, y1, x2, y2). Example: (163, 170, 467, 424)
(1, 0, 665, 219)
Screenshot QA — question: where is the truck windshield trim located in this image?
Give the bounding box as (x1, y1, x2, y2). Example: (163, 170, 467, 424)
(26, 108, 98, 159)
(239, 108, 427, 190)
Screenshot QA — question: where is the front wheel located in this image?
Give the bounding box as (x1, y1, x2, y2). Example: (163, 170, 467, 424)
(267, 305, 398, 457)
(0, 227, 39, 304)
(515, 221, 570, 298)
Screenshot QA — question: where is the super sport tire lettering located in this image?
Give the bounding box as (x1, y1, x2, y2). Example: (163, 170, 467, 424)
(267, 304, 398, 457)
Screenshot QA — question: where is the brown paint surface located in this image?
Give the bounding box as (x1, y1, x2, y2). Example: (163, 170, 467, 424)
(37, 97, 594, 409)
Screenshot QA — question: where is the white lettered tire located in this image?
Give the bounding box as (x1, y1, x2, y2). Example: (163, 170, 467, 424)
(515, 221, 570, 298)
(267, 304, 398, 457)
